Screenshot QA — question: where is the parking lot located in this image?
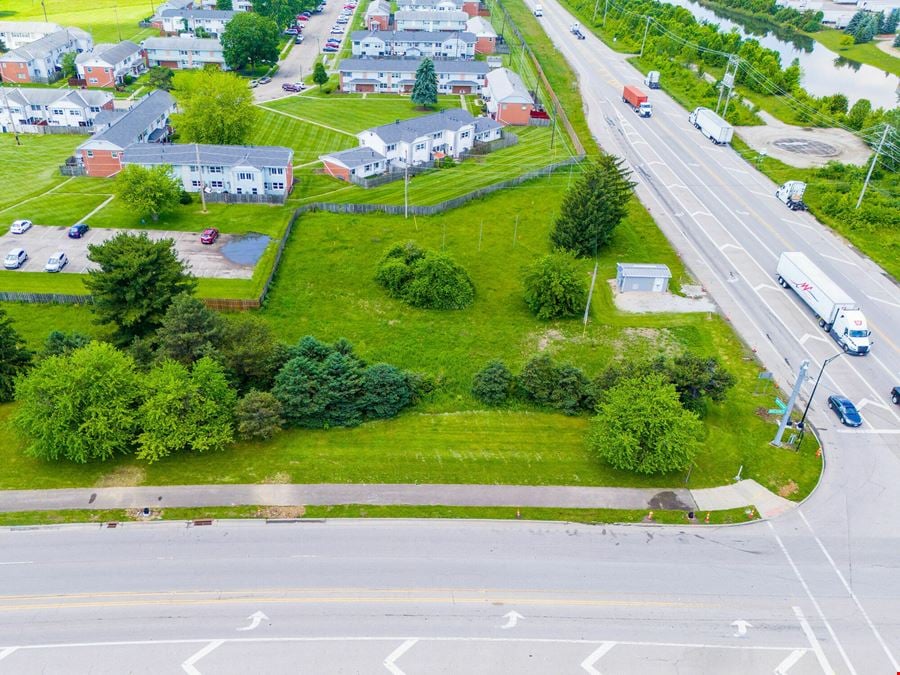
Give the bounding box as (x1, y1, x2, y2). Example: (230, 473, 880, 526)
(0, 226, 267, 279)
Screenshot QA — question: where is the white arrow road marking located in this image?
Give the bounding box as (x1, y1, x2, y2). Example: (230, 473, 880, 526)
(754, 283, 781, 292)
(581, 642, 615, 674)
(855, 398, 889, 412)
(719, 243, 743, 251)
(0, 647, 19, 662)
(182, 639, 224, 675)
(798, 333, 828, 345)
(865, 294, 900, 309)
(236, 611, 269, 632)
(384, 639, 417, 675)
(774, 649, 807, 674)
(500, 611, 524, 629)
(820, 253, 858, 267)
(731, 619, 753, 637)
(736, 209, 750, 215)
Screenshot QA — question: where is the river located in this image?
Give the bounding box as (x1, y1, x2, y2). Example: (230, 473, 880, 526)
(659, 0, 899, 109)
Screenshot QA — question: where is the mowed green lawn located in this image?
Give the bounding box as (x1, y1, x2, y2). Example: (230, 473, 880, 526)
(1, 0, 157, 44)
(250, 107, 356, 165)
(0, 134, 83, 219)
(263, 94, 467, 134)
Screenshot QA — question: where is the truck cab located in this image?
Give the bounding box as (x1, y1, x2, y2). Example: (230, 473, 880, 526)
(533, 4, 543, 16)
(833, 309, 871, 355)
(776, 181, 807, 211)
(638, 101, 652, 117)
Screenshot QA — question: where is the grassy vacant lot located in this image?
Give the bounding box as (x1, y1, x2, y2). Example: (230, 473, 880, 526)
(809, 30, 900, 78)
(1, 0, 157, 44)
(0, 134, 83, 219)
(0, 172, 820, 498)
(250, 106, 356, 166)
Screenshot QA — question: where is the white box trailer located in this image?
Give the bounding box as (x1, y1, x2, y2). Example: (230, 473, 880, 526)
(776, 252, 871, 355)
(688, 106, 733, 145)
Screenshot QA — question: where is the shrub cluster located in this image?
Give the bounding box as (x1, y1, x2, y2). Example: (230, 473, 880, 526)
(375, 241, 475, 310)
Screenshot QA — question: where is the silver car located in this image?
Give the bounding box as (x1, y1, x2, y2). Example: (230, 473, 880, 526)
(45, 251, 68, 273)
(10, 219, 32, 234)
(4, 248, 27, 269)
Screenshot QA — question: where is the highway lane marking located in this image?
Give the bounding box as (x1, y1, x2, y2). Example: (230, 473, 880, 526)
(718, 243, 743, 252)
(182, 639, 224, 675)
(799, 333, 829, 345)
(0, 647, 17, 662)
(581, 641, 615, 674)
(384, 639, 417, 675)
(798, 511, 900, 671)
(835, 428, 900, 434)
(819, 253, 857, 267)
(726, 167, 749, 175)
(0, 561, 32, 565)
(780, 218, 814, 230)
(792, 606, 833, 675)
(865, 294, 900, 309)
(775, 647, 808, 674)
(767, 521, 852, 675)
(754, 283, 781, 292)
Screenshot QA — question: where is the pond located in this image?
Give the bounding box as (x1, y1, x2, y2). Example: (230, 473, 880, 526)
(220, 233, 271, 266)
(658, 0, 899, 109)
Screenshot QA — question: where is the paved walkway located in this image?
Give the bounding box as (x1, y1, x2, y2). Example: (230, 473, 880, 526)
(0, 480, 797, 519)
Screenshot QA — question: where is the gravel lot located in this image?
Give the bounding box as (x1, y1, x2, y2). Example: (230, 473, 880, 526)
(0, 226, 264, 279)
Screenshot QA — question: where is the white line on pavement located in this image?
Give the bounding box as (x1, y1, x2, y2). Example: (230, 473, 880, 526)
(780, 218, 813, 230)
(819, 252, 857, 267)
(384, 639, 417, 675)
(768, 523, 850, 674)
(774, 647, 807, 675)
(792, 607, 831, 674)
(865, 294, 900, 309)
(182, 639, 224, 675)
(581, 642, 615, 674)
(0, 561, 32, 565)
(0, 647, 18, 662)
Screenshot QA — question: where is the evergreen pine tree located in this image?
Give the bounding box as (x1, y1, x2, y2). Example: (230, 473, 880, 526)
(411, 57, 438, 108)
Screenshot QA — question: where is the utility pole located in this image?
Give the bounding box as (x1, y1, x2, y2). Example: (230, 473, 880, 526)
(404, 164, 409, 219)
(41, 0, 49, 22)
(115, 5, 122, 42)
(796, 353, 843, 448)
(856, 124, 890, 209)
(592, 0, 601, 23)
(716, 56, 739, 116)
(639, 16, 652, 57)
(603, 0, 610, 26)
(772, 359, 809, 447)
(195, 143, 207, 213)
(583, 261, 598, 331)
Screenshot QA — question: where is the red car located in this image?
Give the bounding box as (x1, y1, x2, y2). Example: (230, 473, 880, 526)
(296, 14, 309, 21)
(200, 228, 219, 244)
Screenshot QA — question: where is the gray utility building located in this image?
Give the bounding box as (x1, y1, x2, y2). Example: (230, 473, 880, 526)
(616, 263, 672, 293)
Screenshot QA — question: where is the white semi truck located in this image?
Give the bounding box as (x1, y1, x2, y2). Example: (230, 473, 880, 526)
(776, 252, 871, 355)
(688, 106, 733, 145)
(775, 181, 807, 211)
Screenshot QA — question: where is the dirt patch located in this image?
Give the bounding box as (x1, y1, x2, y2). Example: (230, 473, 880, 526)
(754, 407, 772, 420)
(778, 480, 799, 498)
(126, 507, 162, 520)
(537, 329, 564, 351)
(264, 471, 291, 484)
(95, 465, 146, 488)
(255, 505, 306, 519)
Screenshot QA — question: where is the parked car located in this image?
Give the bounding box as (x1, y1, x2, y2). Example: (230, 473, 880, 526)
(249, 79, 259, 88)
(200, 228, 220, 245)
(891, 386, 900, 405)
(330, 27, 344, 34)
(10, 219, 33, 234)
(827, 394, 863, 427)
(3, 248, 27, 269)
(258, 76, 272, 85)
(45, 251, 68, 273)
(316, 4, 326, 10)
(295, 35, 305, 44)
(68, 222, 89, 238)
(336, 17, 349, 23)
(323, 45, 339, 51)
(326, 38, 341, 44)
(282, 82, 305, 92)
(296, 14, 309, 20)
(284, 27, 299, 35)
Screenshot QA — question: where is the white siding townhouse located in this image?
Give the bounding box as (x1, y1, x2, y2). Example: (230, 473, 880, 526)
(0, 28, 92, 84)
(156, 9, 236, 37)
(142, 36, 227, 70)
(76, 41, 146, 88)
(394, 10, 469, 31)
(0, 87, 114, 133)
(350, 30, 475, 58)
(0, 21, 62, 50)
(121, 143, 294, 198)
(396, 0, 464, 11)
(318, 147, 388, 182)
(358, 108, 502, 166)
(339, 57, 488, 94)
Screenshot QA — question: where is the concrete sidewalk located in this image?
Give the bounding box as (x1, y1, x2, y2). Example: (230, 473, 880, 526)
(0, 480, 796, 518)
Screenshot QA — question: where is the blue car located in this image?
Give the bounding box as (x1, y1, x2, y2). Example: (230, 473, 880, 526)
(68, 222, 89, 238)
(827, 395, 862, 427)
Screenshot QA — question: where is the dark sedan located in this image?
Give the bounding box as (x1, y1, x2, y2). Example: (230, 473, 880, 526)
(68, 222, 89, 238)
(827, 395, 862, 427)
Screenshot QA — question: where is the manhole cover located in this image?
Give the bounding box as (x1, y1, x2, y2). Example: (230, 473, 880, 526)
(772, 137, 839, 157)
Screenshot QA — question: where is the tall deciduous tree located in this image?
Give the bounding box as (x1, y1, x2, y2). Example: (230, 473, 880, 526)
(14, 342, 142, 462)
(411, 57, 438, 108)
(0, 308, 32, 402)
(171, 69, 257, 145)
(147, 65, 174, 90)
(254, 0, 298, 29)
(523, 251, 588, 320)
(668, 354, 736, 416)
(221, 12, 280, 71)
(551, 155, 635, 257)
(313, 62, 329, 88)
(590, 374, 702, 475)
(136, 357, 236, 462)
(85, 232, 197, 344)
(217, 0, 233, 8)
(61, 52, 77, 79)
(116, 164, 182, 221)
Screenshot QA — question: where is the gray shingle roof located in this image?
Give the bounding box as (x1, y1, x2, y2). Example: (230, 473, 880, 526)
(473, 117, 502, 134)
(365, 0, 391, 15)
(0, 29, 80, 63)
(616, 263, 672, 278)
(82, 90, 175, 149)
(363, 108, 481, 144)
(351, 29, 475, 43)
(340, 57, 488, 74)
(394, 9, 468, 21)
(159, 8, 236, 18)
(320, 147, 386, 168)
(122, 143, 293, 169)
(397, 0, 464, 6)
(2, 87, 112, 108)
(75, 41, 142, 66)
(142, 36, 224, 52)
(485, 67, 532, 104)
(92, 109, 127, 128)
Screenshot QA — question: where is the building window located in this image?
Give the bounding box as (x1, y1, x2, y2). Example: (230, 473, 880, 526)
(269, 167, 283, 175)
(237, 172, 253, 180)
(86, 150, 94, 157)
(272, 182, 284, 190)
(414, 142, 425, 150)
(192, 180, 201, 187)
(209, 166, 223, 173)
(89, 106, 100, 112)
(89, 78, 98, 83)
(190, 165, 198, 172)
(386, 143, 396, 151)
(210, 180, 223, 188)
(461, 131, 469, 138)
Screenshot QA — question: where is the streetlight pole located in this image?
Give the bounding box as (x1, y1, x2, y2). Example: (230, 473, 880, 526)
(797, 352, 844, 447)
(856, 124, 890, 209)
